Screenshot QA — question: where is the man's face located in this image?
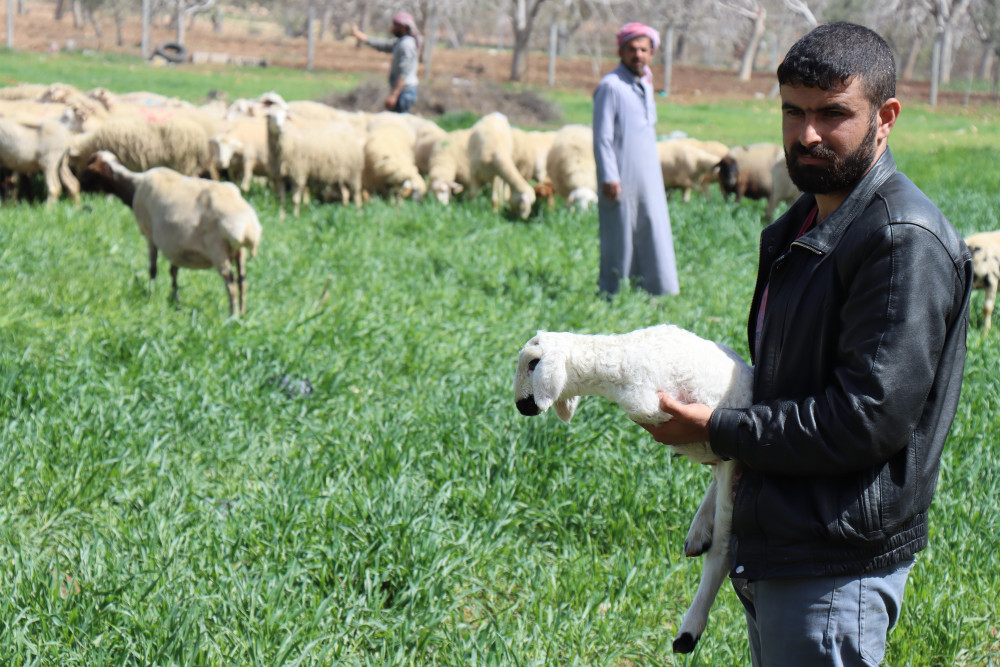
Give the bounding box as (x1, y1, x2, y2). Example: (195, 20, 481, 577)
(780, 77, 884, 195)
(619, 37, 653, 76)
(391, 22, 406, 37)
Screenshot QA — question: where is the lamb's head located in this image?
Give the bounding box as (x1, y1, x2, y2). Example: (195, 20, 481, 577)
(82, 150, 135, 206)
(211, 135, 240, 170)
(513, 332, 580, 422)
(266, 107, 289, 134)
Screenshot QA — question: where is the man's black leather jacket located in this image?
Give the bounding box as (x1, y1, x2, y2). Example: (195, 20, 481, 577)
(710, 149, 972, 580)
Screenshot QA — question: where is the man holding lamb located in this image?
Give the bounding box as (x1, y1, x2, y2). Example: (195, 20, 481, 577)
(644, 23, 972, 666)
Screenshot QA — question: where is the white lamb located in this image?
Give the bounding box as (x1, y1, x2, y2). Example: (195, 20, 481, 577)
(70, 115, 214, 178)
(513, 323, 753, 654)
(965, 230, 1000, 333)
(544, 124, 598, 210)
(468, 112, 535, 219)
(267, 108, 365, 218)
(84, 150, 262, 317)
(427, 128, 474, 204)
(0, 115, 81, 205)
(511, 127, 556, 183)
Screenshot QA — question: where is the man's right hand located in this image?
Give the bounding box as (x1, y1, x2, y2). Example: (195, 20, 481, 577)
(602, 182, 621, 201)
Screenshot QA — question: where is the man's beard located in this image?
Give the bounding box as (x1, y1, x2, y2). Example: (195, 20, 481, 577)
(785, 116, 878, 195)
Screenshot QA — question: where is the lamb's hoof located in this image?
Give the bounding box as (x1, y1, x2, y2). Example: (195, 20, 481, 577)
(672, 632, 699, 654)
(684, 537, 712, 557)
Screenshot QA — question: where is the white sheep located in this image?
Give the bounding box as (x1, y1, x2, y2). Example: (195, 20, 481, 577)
(657, 139, 728, 203)
(427, 128, 474, 204)
(513, 323, 753, 654)
(210, 116, 269, 192)
(267, 108, 364, 218)
(0, 115, 81, 205)
(468, 112, 535, 219)
(543, 124, 598, 210)
(84, 150, 262, 316)
(362, 119, 426, 203)
(512, 127, 556, 183)
(70, 115, 214, 178)
(764, 153, 801, 221)
(965, 230, 1000, 333)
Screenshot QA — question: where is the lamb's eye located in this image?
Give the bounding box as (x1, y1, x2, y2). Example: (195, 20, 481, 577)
(528, 359, 540, 371)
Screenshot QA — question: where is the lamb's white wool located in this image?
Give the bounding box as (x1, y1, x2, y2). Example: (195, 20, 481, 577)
(966, 230, 1000, 333)
(544, 124, 598, 210)
(427, 128, 474, 205)
(84, 150, 262, 317)
(513, 323, 753, 654)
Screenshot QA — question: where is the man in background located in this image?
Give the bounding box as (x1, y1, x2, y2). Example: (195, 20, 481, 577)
(351, 13, 421, 113)
(592, 22, 679, 298)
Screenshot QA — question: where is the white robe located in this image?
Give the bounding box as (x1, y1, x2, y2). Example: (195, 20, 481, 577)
(593, 63, 679, 296)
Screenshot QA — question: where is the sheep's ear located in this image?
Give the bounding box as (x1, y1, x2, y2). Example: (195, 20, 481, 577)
(450, 182, 463, 194)
(531, 349, 567, 413)
(553, 395, 579, 422)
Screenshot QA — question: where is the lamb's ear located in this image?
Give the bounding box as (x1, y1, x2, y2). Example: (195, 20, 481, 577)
(531, 349, 567, 414)
(450, 182, 464, 194)
(553, 395, 579, 422)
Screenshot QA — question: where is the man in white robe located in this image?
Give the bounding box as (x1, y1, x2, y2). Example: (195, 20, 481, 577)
(593, 22, 679, 297)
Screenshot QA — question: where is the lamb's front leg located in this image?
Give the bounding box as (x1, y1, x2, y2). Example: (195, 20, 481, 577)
(673, 461, 736, 654)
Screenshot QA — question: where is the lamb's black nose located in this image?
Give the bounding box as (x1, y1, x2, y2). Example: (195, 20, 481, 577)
(516, 397, 541, 416)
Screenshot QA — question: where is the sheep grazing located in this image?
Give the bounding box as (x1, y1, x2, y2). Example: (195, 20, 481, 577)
(266, 108, 365, 218)
(965, 230, 1000, 333)
(468, 112, 535, 219)
(544, 124, 598, 210)
(84, 150, 262, 316)
(362, 118, 427, 203)
(764, 154, 802, 221)
(210, 117, 269, 192)
(656, 139, 728, 203)
(427, 128, 474, 205)
(0, 115, 81, 205)
(714, 142, 783, 202)
(513, 323, 753, 654)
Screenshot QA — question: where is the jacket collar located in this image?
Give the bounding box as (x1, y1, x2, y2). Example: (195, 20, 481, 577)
(787, 147, 898, 254)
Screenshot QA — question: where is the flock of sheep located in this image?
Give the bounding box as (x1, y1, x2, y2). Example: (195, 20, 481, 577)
(0, 81, 994, 326)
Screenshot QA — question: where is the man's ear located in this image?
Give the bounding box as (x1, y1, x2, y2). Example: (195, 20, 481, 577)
(531, 349, 567, 414)
(877, 97, 900, 143)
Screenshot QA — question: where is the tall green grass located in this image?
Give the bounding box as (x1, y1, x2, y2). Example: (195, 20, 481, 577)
(1, 51, 999, 665)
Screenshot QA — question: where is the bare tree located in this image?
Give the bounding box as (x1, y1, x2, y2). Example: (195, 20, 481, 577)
(510, 0, 548, 81)
(717, 0, 768, 81)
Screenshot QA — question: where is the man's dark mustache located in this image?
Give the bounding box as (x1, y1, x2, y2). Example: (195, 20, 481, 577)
(790, 142, 837, 160)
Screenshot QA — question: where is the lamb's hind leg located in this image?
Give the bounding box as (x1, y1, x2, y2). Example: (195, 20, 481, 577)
(684, 478, 716, 557)
(673, 461, 737, 654)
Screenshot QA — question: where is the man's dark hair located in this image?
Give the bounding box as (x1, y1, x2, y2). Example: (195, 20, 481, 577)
(777, 22, 896, 109)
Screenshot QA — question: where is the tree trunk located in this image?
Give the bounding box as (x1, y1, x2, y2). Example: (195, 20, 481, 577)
(978, 40, 997, 80)
(901, 34, 923, 81)
(176, 0, 186, 45)
(72, 0, 82, 29)
(141, 0, 151, 58)
(6, 0, 13, 48)
(930, 31, 942, 106)
(54, 0, 64, 20)
(423, 4, 438, 79)
(509, 0, 545, 82)
(306, 0, 315, 71)
(737, 8, 766, 82)
(662, 24, 675, 96)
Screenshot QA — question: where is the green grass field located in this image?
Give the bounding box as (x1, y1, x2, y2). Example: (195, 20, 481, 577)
(1, 53, 999, 665)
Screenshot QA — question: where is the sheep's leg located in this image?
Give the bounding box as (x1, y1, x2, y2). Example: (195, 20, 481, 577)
(236, 248, 247, 316)
(169, 264, 181, 305)
(684, 478, 716, 557)
(673, 461, 737, 654)
(339, 183, 350, 206)
(58, 153, 81, 205)
(291, 182, 305, 217)
(42, 162, 62, 206)
(983, 277, 997, 334)
(146, 241, 159, 299)
(239, 161, 254, 193)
